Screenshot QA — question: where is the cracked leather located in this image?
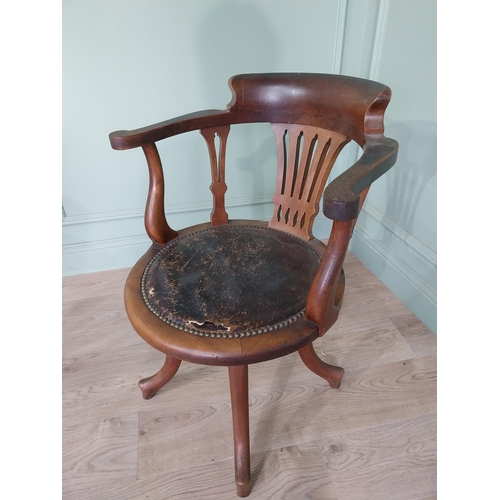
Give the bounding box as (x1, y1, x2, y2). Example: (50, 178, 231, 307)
(141, 225, 320, 337)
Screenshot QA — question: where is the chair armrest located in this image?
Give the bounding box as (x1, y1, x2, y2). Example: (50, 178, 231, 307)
(306, 134, 398, 335)
(323, 135, 398, 221)
(109, 109, 231, 150)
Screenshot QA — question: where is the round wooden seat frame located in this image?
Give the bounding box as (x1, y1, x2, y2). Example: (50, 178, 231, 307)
(126, 220, 346, 367)
(110, 73, 398, 497)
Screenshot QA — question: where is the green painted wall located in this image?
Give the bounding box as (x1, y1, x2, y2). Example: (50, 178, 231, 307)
(63, 0, 346, 270)
(63, 0, 437, 333)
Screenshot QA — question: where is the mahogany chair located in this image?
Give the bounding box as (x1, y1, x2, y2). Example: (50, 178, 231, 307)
(109, 73, 398, 497)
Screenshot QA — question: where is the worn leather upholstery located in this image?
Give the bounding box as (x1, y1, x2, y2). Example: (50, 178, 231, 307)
(142, 225, 321, 339)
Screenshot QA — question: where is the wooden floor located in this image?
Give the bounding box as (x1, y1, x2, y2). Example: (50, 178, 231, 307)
(62, 251, 437, 500)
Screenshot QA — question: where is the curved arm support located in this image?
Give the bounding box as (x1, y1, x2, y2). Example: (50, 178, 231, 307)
(109, 110, 231, 150)
(306, 219, 353, 336)
(142, 143, 178, 245)
(307, 135, 397, 334)
(323, 135, 398, 221)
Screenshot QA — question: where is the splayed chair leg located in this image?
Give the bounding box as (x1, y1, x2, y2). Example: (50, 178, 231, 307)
(228, 364, 251, 497)
(138, 355, 182, 400)
(298, 343, 344, 389)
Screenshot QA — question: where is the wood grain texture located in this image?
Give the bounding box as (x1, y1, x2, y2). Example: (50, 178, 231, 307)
(62, 267, 130, 303)
(248, 442, 340, 499)
(133, 354, 435, 479)
(62, 292, 132, 337)
(63, 442, 340, 500)
(390, 312, 437, 358)
(62, 415, 138, 499)
(319, 413, 437, 500)
(312, 316, 416, 373)
(62, 293, 141, 358)
(137, 394, 233, 477)
(62, 252, 436, 499)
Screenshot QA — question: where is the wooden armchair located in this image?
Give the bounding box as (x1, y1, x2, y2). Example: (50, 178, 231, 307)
(109, 73, 398, 497)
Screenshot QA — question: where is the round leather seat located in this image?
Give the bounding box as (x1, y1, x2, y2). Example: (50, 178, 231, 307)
(141, 224, 321, 339)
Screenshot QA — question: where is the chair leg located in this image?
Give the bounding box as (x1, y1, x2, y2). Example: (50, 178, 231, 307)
(228, 365, 251, 497)
(298, 343, 345, 389)
(138, 355, 182, 400)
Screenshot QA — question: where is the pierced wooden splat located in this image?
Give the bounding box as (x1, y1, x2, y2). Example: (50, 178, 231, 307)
(200, 125, 230, 226)
(269, 124, 349, 240)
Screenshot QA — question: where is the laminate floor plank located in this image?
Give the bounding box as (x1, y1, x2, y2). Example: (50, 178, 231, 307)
(62, 414, 139, 499)
(314, 316, 415, 372)
(63, 441, 338, 500)
(63, 340, 155, 375)
(247, 355, 436, 462)
(62, 292, 142, 357)
(339, 282, 410, 322)
(62, 267, 130, 303)
(63, 355, 229, 425)
(248, 442, 340, 500)
(390, 312, 437, 358)
(136, 355, 436, 478)
(320, 413, 437, 500)
(62, 293, 130, 336)
(63, 324, 143, 359)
